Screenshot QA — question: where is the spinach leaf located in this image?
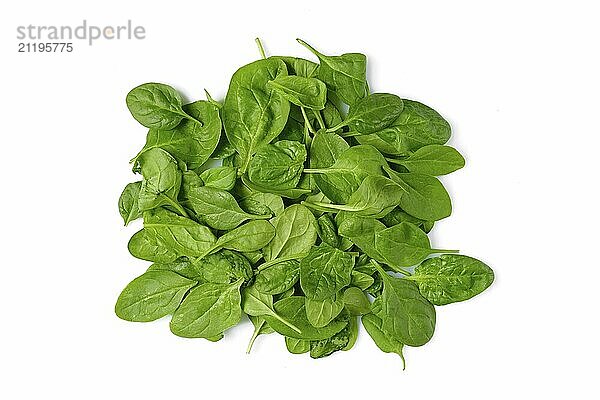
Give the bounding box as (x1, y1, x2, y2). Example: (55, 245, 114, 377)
(143, 208, 216, 258)
(132, 100, 221, 170)
(299, 243, 355, 301)
(385, 166, 452, 221)
(170, 280, 243, 338)
(137, 148, 186, 216)
(254, 260, 300, 295)
(247, 316, 274, 353)
(286, 337, 311, 354)
(199, 166, 237, 191)
(247, 140, 307, 190)
(297, 39, 367, 105)
(350, 270, 375, 291)
(362, 299, 405, 368)
(115, 271, 196, 322)
(118, 181, 142, 225)
(263, 204, 317, 262)
(267, 75, 327, 110)
(146, 257, 202, 281)
(375, 222, 457, 268)
(305, 294, 344, 328)
(304, 145, 386, 203)
(184, 186, 270, 230)
(407, 254, 494, 305)
(128, 229, 177, 263)
(343, 93, 404, 134)
(276, 56, 318, 78)
(223, 58, 291, 173)
(309, 311, 353, 358)
(241, 175, 312, 199)
(242, 285, 301, 333)
(239, 192, 285, 217)
(316, 214, 340, 248)
(357, 100, 451, 154)
(306, 175, 403, 218)
(206, 220, 276, 255)
(262, 296, 347, 340)
(387, 145, 465, 176)
(372, 261, 436, 347)
(194, 250, 253, 284)
(126, 83, 191, 130)
(342, 287, 371, 315)
(309, 131, 350, 203)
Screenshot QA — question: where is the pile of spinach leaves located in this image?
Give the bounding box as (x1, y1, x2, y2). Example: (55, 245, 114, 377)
(116, 39, 494, 366)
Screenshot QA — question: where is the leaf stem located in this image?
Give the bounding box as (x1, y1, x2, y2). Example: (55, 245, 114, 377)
(384, 157, 407, 165)
(246, 319, 264, 354)
(296, 38, 322, 57)
(301, 107, 316, 134)
(163, 196, 189, 218)
(303, 201, 356, 212)
(312, 110, 326, 130)
(326, 121, 347, 133)
(302, 168, 328, 174)
(271, 312, 302, 333)
(431, 249, 460, 254)
(257, 254, 306, 271)
(255, 38, 267, 59)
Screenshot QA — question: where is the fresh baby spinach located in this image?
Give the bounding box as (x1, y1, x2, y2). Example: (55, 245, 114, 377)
(116, 38, 493, 366)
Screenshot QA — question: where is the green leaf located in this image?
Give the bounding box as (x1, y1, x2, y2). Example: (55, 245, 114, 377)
(248, 140, 307, 190)
(254, 260, 300, 295)
(262, 296, 347, 340)
(263, 204, 317, 262)
(345, 93, 404, 134)
(285, 337, 311, 354)
(357, 100, 451, 154)
(146, 257, 202, 281)
(239, 192, 285, 217)
(342, 287, 371, 315)
(385, 167, 452, 221)
(126, 83, 189, 130)
(407, 254, 494, 305)
(115, 271, 196, 322)
(375, 222, 456, 268)
(128, 229, 177, 263)
(309, 312, 354, 358)
(388, 145, 465, 176)
(118, 181, 142, 225)
(306, 176, 403, 218)
(350, 270, 375, 291)
(372, 261, 436, 347)
(305, 294, 344, 328)
(297, 39, 367, 106)
(316, 214, 340, 248)
(137, 148, 184, 214)
(362, 307, 405, 367)
(242, 285, 301, 333)
(199, 166, 237, 191)
(223, 58, 291, 173)
(241, 175, 312, 199)
(300, 243, 355, 301)
(267, 75, 327, 110)
(170, 280, 243, 338)
(184, 185, 270, 230)
(210, 220, 276, 254)
(132, 100, 221, 170)
(305, 145, 386, 203)
(143, 208, 216, 257)
(194, 250, 253, 284)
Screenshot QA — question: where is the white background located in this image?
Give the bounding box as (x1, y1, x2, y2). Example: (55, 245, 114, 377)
(2, 0, 598, 398)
